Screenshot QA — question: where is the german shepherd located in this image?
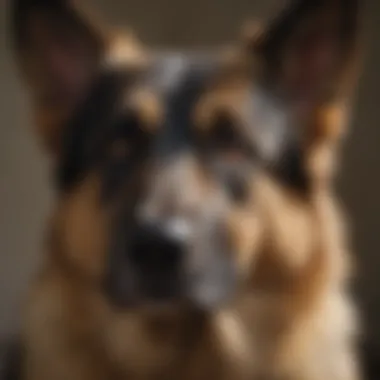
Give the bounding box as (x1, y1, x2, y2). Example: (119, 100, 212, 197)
(8, 0, 363, 379)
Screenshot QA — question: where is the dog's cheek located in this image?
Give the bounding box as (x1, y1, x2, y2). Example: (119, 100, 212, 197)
(227, 207, 263, 277)
(186, 220, 237, 310)
(58, 175, 109, 280)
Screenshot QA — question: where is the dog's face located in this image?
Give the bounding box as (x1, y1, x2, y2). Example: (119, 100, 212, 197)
(11, 0, 360, 311)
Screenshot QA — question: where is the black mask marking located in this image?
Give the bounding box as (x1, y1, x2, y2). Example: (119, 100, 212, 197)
(56, 70, 128, 192)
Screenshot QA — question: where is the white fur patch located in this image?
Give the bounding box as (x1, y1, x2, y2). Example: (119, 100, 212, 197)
(244, 86, 290, 161)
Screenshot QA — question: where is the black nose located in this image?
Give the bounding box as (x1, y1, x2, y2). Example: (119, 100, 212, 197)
(130, 223, 183, 273)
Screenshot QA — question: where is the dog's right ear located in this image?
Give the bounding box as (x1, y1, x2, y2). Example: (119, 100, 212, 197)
(11, 0, 107, 154)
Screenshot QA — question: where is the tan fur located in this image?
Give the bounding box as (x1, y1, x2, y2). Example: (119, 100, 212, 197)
(231, 174, 359, 380)
(20, 160, 360, 380)
(12, 1, 362, 379)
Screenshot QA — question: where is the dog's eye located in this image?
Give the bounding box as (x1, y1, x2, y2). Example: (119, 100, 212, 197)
(198, 114, 258, 162)
(194, 114, 257, 204)
(101, 140, 135, 200)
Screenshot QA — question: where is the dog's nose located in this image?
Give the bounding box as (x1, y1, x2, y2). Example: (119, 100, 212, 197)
(130, 223, 183, 273)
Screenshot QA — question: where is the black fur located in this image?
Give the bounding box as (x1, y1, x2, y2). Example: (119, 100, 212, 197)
(56, 70, 129, 192)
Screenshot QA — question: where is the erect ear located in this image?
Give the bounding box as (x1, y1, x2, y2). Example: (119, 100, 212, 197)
(11, 0, 107, 153)
(239, 1, 363, 190)
(256, 0, 361, 106)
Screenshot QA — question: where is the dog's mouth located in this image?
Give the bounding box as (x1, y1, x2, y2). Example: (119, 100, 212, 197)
(104, 185, 237, 312)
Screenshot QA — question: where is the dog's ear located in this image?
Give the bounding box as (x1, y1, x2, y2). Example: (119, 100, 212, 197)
(255, 0, 361, 108)
(249, 0, 362, 187)
(11, 0, 107, 153)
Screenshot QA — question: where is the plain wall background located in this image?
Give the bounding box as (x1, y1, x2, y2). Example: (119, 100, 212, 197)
(1, 0, 379, 353)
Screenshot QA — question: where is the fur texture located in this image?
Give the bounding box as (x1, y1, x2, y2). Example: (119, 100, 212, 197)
(9, 0, 363, 379)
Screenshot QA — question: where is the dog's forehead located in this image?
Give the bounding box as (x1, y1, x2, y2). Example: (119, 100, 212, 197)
(145, 51, 221, 156)
(147, 51, 219, 93)
(143, 50, 290, 163)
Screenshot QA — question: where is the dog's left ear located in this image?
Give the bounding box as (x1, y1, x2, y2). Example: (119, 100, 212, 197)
(255, 0, 361, 109)
(10, 0, 107, 153)
(242, 0, 363, 188)
(253, 0, 362, 185)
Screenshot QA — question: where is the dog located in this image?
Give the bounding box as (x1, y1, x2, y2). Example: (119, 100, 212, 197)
(8, 0, 363, 379)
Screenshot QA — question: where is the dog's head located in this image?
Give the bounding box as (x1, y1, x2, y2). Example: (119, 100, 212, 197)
(11, 0, 361, 311)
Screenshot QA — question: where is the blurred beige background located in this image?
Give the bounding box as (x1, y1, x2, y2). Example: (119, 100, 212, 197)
(0, 0, 379, 355)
